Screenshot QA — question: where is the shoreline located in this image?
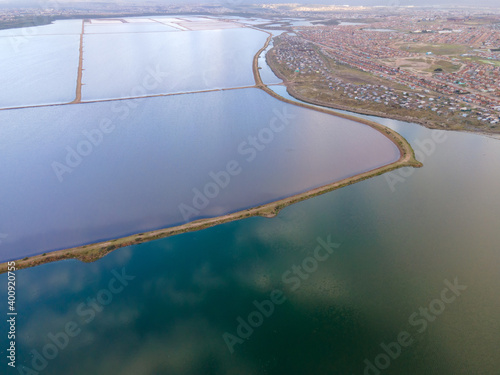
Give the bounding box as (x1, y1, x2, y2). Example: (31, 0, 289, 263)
(0, 29, 422, 274)
(264, 39, 500, 139)
(285, 84, 500, 141)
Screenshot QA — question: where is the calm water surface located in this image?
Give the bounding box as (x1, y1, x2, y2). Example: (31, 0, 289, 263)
(81, 27, 267, 100)
(1, 17, 499, 375)
(0, 34, 80, 108)
(0, 88, 398, 260)
(1, 114, 499, 374)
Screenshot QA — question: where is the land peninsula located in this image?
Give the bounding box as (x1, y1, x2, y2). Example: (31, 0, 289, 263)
(0, 31, 422, 274)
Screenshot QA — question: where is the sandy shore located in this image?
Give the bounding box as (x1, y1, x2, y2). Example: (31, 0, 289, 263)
(0, 30, 422, 274)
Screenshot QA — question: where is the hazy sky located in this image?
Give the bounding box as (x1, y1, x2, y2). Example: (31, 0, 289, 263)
(0, 0, 499, 9)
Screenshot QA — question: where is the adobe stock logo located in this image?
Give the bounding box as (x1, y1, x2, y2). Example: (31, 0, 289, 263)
(8, 0, 64, 53)
(16, 268, 135, 375)
(51, 64, 169, 183)
(178, 106, 296, 222)
(223, 235, 340, 354)
(363, 277, 466, 375)
(385, 129, 447, 192)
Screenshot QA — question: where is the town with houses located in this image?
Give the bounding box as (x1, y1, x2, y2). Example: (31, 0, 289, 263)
(266, 13, 500, 132)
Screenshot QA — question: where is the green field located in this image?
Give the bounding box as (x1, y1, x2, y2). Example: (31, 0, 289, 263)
(399, 43, 469, 55)
(427, 60, 461, 73)
(480, 59, 500, 66)
(457, 55, 500, 66)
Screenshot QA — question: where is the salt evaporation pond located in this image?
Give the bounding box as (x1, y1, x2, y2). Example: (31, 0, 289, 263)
(0, 34, 80, 108)
(81, 28, 268, 100)
(0, 88, 399, 260)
